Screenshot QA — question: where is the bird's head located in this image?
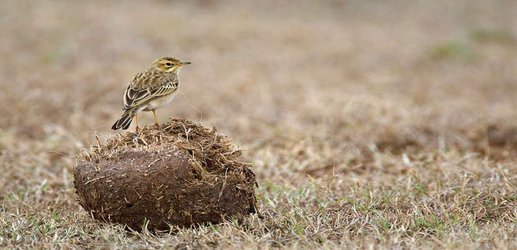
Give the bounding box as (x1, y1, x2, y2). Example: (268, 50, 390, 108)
(152, 57, 191, 73)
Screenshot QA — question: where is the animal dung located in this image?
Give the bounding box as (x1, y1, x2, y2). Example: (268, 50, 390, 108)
(74, 119, 258, 231)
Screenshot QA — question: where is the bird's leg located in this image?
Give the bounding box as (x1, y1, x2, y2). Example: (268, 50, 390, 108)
(135, 113, 140, 133)
(152, 110, 159, 128)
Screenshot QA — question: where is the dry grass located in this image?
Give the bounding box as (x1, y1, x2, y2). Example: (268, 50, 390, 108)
(82, 118, 243, 167)
(0, 0, 516, 249)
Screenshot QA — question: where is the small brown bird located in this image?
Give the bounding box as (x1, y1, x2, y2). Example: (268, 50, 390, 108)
(111, 57, 191, 132)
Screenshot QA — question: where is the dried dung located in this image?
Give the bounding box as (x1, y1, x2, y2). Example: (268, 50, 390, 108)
(74, 119, 258, 231)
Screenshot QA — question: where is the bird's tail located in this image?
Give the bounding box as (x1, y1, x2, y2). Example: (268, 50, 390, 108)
(111, 109, 135, 130)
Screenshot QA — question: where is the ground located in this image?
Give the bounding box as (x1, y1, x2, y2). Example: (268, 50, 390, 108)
(0, 0, 516, 249)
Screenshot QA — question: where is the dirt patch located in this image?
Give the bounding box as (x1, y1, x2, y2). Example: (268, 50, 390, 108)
(74, 119, 258, 231)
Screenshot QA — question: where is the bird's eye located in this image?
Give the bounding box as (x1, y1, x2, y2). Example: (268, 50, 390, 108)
(165, 62, 172, 67)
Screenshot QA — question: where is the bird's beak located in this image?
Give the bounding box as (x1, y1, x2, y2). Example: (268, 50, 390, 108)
(180, 61, 191, 65)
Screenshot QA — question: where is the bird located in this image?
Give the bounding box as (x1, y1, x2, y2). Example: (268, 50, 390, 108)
(111, 56, 191, 132)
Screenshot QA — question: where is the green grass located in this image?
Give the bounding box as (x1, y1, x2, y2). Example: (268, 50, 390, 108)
(427, 40, 478, 62)
(470, 28, 515, 45)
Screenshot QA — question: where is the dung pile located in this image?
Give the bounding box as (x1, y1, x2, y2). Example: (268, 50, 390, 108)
(74, 119, 258, 231)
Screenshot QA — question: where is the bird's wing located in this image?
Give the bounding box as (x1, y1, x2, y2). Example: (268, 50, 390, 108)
(123, 75, 178, 110)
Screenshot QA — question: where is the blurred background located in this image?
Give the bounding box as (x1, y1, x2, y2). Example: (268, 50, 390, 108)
(1, 0, 516, 182)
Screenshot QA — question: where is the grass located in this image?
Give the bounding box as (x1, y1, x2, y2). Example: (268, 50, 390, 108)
(0, 0, 516, 249)
(427, 40, 478, 62)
